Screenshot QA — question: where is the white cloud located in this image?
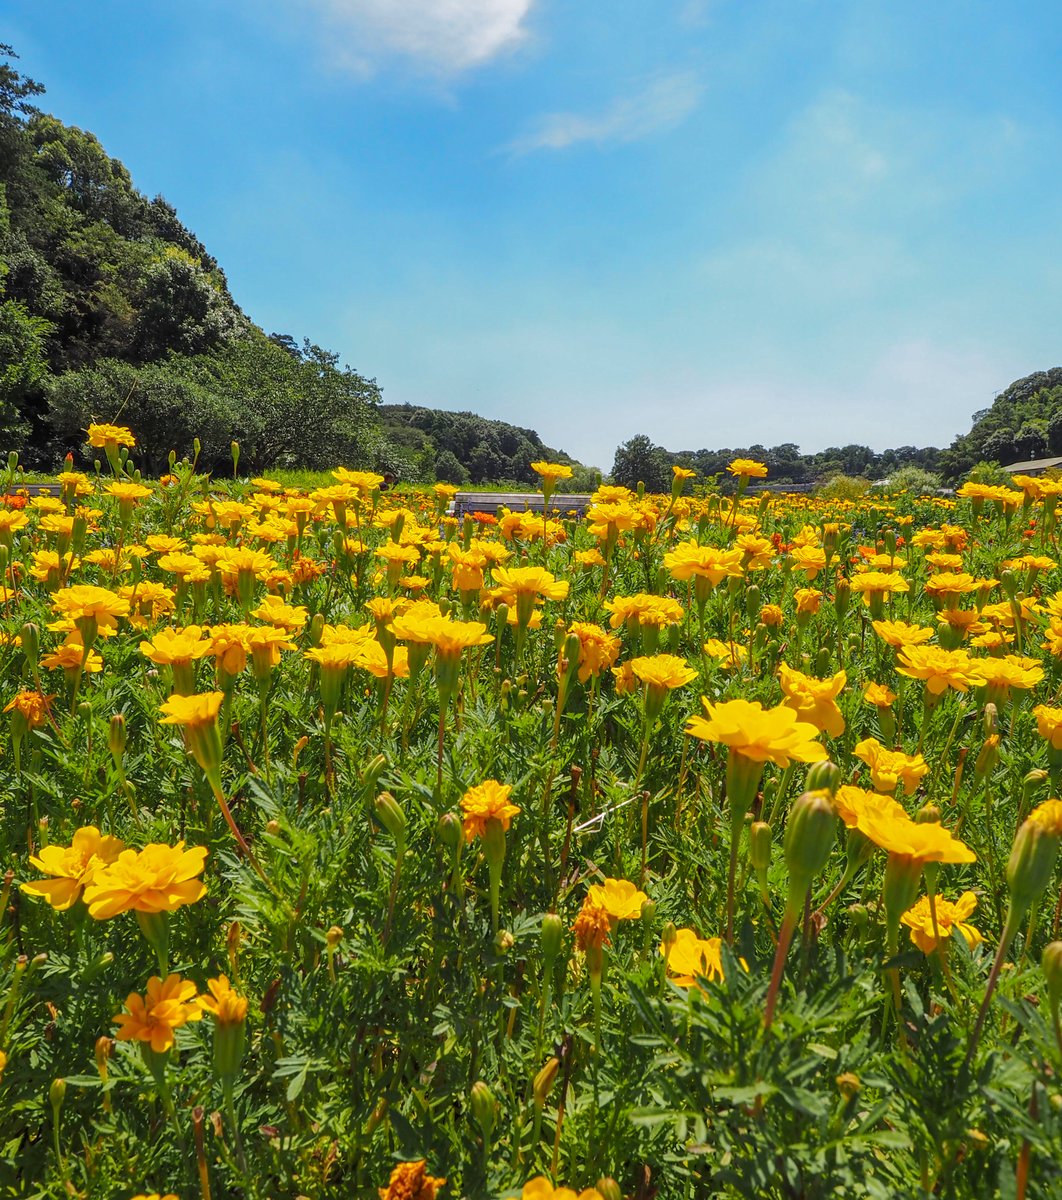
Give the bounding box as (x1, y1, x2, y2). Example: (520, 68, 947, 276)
(306, 0, 534, 74)
(506, 71, 704, 155)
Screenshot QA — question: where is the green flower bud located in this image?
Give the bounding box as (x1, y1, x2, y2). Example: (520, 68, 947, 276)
(745, 585, 761, 621)
(783, 791, 837, 918)
(533, 1057, 559, 1109)
(1042, 941, 1062, 1016)
(374, 791, 406, 850)
(1007, 818, 1062, 926)
(437, 812, 462, 852)
(749, 821, 772, 873)
(596, 1181, 622, 1200)
(806, 760, 841, 796)
(470, 1080, 496, 1141)
(49, 1077, 65, 1113)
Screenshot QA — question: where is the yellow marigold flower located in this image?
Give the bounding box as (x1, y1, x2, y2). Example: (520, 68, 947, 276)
(351, 640, 409, 679)
(727, 458, 768, 479)
(157, 551, 211, 582)
(863, 682, 896, 708)
(832, 785, 906, 829)
(113, 973, 202, 1055)
(896, 645, 986, 695)
(849, 571, 909, 605)
(215, 547, 278, 581)
(41, 643, 103, 674)
(789, 545, 827, 578)
(531, 461, 574, 484)
(702, 638, 747, 669)
(87, 422, 136, 449)
(760, 603, 784, 628)
(587, 877, 648, 921)
(207, 624, 254, 675)
(662, 928, 726, 987)
(901, 892, 982, 955)
(778, 663, 846, 737)
(393, 615, 492, 659)
(145, 534, 187, 554)
(460, 780, 520, 840)
(853, 736, 928, 795)
(686, 697, 827, 767)
(521, 1180, 603, 1200)
(977, 655, 1044, 702)
(1033, 705, 1062, 750)
(491, 565, 569, 603)
(924, 572, 981, 607)
(854, 811, 975, 865)
(105, 481, 152, 503)
(332, 467, 385, 494)
(51, 584, 129, 634)
(610, 661, 638, 695)
(245, 625, 296, 671)
(794, 586, 823, 614)
(4, 690, 53, 729)
(736, 533, 774, 571)
(672, 465, 697, 481)
(663, 541, 743, 587)
(572, 896, 612, 952)
(574, 547, 606, 569)
(377, 1161, 445, 1200)
(605, 593, 684, 630)
(198, 974, 249, 1025)
(629, 654, 698, 692)
(159, 691, 224, 730)
(21, 826, 124, 910)
(140, 626, 212, 667)
(83, 842, 208, 920)
(567, 622, 621, 682)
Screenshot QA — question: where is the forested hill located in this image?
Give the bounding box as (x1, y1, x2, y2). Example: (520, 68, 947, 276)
(379, 404, 594, 490)
(0, 45, 382, 475)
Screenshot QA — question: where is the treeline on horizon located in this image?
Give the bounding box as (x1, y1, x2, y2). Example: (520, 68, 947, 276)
(2, 43, 1062, 490)
(611, 367, 1062, 491)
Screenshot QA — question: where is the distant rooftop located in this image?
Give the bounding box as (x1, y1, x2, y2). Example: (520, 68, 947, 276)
(1002, 456, 1062, 475)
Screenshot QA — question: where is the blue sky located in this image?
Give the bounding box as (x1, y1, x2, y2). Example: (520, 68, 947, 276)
(4, 1, 1062, 470)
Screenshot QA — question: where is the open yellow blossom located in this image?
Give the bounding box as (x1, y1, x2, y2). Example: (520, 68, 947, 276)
(21, 826, 124, 910)
(871, 619, 935, 649)
(976, 655, 1044, 705)
(727, 458, 768, 479)
(629, 653, 698, 693)
(832, 785, 906, 829)
(87, 422, 136, 449)
(901, 892, 982, 954)
(83, 842, 208, 920)
(198, 974, 249, 1025)
(663, 542, 743, 590)
(140, 626, 211, 667)
(896, 645, 986, 696)
(567, 622, 621, 682)
(853, 737, 929, 795)
(1033, 705, 1062, 750)
(531, 461, 574, 484)
(1028, 799, 1062, 836)
(587, 878, 648, 922)
(662, 928, 726, 987)
(855, 811, 975, 866)
(159, 690, 224, 730)
(113, 973, 202, 1055)
(778, 663, 846, 737)
(863, 682, 896, 708)
(686, 697, 827, 767)
(521, 1179, 602, 1200)
(460, 780, 520, 840)
(703, 638, 747, 669)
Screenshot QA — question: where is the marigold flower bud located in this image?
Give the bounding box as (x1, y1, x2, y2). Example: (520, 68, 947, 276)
(783, 791, 837, 919)
(470, 1080, 496, 1141)
(49, 1077, 65, 1114)
(437, 812, 462, 852)
(374, 792, 407, 850)
(533, 1057, 559, 1109)
(805, 760, 841, 796)
(749, 821, 772, 873)
(108, 714, 127, 761)
(1042, 942, 1062, 1016)
(597, 1180, 622, 1200)
(1007, 817, 1061, 926)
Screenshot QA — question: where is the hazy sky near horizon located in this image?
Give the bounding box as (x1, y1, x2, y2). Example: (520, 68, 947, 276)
(4, 1, 1062, 470)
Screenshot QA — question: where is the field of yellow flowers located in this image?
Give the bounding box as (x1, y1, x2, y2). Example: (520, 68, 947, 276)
(5, 428, 1062, 1198)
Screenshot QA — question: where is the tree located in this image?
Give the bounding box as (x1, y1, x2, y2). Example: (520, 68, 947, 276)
(611, 434, 670, 493)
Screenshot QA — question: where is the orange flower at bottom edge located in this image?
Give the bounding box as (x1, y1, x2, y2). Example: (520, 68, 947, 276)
(378, 1160, 446, 1200)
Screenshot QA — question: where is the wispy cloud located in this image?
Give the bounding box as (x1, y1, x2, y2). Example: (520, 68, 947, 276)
(304, 0, 535, 75)
(506, 71, 704, 155)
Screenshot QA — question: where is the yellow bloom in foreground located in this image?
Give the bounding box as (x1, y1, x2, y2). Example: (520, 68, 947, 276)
(855, 812, 975, 866)
(686, 698, 827, 767)
(587, 877, 648, 921)
(902, 892, 982, 954)
(198, 974, 249, 1025)
(82, 843, 208, 920)
(727, 458, 768, 479)
(521, 1178, 603, 1200)
(663, 541, 743, 587)
(21, 826, 124, 910)
(460, 780, 520, 840)
(87, 422, 136, 449)
(863, 682, 897, 708)
(662, 928, 726, 987)
(113, 973, 201, 1055)
(51, 584, 129, 632)
(491, 565, 570, 603)
(871, 619, 935, 649)
(4, 690, 52, 729)
(531, 461, 574, 484)
(567, 622, 621, 682)
(158, 690, 224, 730)
(853, 737, 928, 795)
(778, 663, 846, 737)
(1035, 707, 1062, 751)
(832, 785, 906, 829)
(896, 645, 986, 695)
(629, 653, 698, 692)
(141, 626, 211, 667)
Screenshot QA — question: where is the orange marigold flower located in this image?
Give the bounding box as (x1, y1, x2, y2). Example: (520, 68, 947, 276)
(572, 896, 612, 952)
(113, 973, 201, 1055)
(460, 780, 520, 840)
(901, 892, 982, 955)
(198, 974, 249, 1025)
(378, 1160, 446, 1200)
(82, 842, 208, 920)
